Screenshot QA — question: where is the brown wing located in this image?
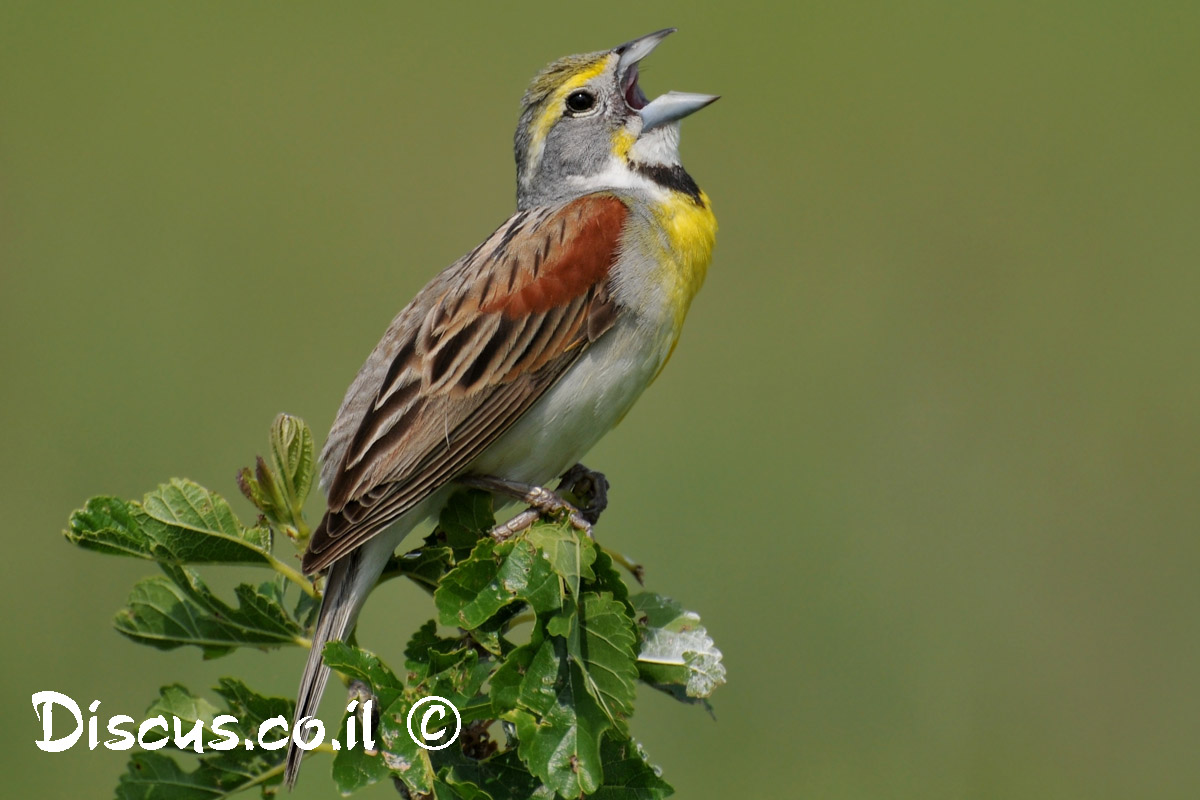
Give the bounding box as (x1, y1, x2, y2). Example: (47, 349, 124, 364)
(302, 194, 628, 573)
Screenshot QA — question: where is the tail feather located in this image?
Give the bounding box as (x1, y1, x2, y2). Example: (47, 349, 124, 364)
(283, 495, 437, 789)
(283, 546, 382, 788)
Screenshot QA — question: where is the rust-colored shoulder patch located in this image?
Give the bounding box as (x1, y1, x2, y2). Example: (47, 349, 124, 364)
(302, 195, 630, 573)
(480, 194, 628, 318)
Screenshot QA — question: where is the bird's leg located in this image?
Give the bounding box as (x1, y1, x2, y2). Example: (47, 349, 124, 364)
(458, 473, 595, 540)
(487, 508, 546, 541)
(557, 463, 610, 524)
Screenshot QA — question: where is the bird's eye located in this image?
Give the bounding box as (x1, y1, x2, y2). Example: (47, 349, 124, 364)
(565, 90, 596, 113)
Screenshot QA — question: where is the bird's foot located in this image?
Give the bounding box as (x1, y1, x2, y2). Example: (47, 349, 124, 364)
(458, 473, 597, 541)
(557, 463, 610, 524)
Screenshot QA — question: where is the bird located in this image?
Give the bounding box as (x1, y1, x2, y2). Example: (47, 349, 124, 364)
(283, 28, 718, 787)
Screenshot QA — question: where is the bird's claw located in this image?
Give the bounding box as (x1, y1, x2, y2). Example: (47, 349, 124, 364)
(557, 463, 610, 524)
(490, 484, 592, 541)
(458, 471, 603, 541)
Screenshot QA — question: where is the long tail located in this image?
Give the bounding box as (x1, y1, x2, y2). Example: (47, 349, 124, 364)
(283, 542, 388, 788)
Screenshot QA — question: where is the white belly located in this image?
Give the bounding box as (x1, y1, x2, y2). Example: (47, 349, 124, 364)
(469, 314, 674, 486)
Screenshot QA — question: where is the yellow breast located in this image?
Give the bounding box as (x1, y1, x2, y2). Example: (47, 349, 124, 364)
(652, 190, 717, 329)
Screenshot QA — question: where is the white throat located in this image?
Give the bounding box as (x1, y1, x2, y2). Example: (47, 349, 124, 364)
(564, 123, 683, 200)
(629, 123, 683, 167)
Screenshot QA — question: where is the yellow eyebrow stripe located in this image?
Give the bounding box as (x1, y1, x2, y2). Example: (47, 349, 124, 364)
(528, 56, 613, 160)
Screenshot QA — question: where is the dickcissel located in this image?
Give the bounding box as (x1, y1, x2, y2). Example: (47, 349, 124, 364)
(284, 28, 717, 786)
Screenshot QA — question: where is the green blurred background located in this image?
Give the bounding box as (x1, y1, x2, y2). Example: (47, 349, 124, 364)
(3, 2, 1198, 798)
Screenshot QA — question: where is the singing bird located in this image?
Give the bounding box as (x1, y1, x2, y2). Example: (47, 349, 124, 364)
(284, 28, 717, 786)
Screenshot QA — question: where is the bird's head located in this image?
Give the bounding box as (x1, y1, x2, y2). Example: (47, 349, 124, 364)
(514, 28, 718, 209)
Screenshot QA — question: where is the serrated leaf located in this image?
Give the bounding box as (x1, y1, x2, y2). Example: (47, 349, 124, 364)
(435, 538, 559, 629)
(237, 414, 315, 551)
(63, 496, 147, 559)
(212, 677, 294, 731)
(467, 601, 526, 655)
(143, 680, 290, 749)
(572, 592, 637, 726)
(144, 684, 221, 733)
(378, 696, 435, 797)
(489, 640, 533, 716)
(116, 681, 292, 800)
(421, 648, 490, 713)
(404, 620, 473, 682)
(331, 709, 390, 795)
(116, 752, 247, 800)
(438, 489, 495, 555)
(590, 549, 633, 613)
(66, 481, 272, 566)
(434, 777, 495, 799)
(492, 635, 562, 718)
(631, 593, 726, 700)
(293, 585, 320, 630)
(509, 660, 608, 798)
(526, 522, 596, 598)
(441, 750, 556, 800)
(385, 544, 454, 592)
(591, 737, 674, 800)
(538, 592, 636, 729)
(140, 479, 273, 562)
(269, 413, 314, 513)
(546, 605, 575, 640)
(321, 641, 406, 710)
(114, 564, 304, 657)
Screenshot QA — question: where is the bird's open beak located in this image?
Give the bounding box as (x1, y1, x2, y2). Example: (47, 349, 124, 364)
(615, 28, 719, 134)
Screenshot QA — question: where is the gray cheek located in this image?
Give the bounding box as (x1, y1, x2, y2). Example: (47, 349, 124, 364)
(538, 116, 614, 184)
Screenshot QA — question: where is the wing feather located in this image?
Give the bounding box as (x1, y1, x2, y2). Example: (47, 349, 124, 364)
(303, 194, 627, 573)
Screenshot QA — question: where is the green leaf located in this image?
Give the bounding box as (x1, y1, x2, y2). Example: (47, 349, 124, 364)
(438, 489, 496, 555)
(116, 752, 237, 800)
(384, 544, 454, 592)
(421, 648, 490, 714)
(434, 777, 496, 800)
(144, 684, 221, 736)
(236, 414, 315, 551)
(321, 641, 406, 710)
(141, 480, 273, 562)
(67, 413, 725, 799)
(66, 480, 272, 565)
(63, 496, 148, 559)
(546, 604, 575, 639)
(492, 635, 563, 718)
(268, 412, 314, 514)
(377, 696, 436, 797)
(115, 681, 293, 800)
(435, 538, 560, 629)
(631, 593, 726, 700)
(489, 639, 532, 716)
(467, 601, 526, 656)
(142, 680, 291, 750)
(212, 677, 294, 734)
(509, 660, 608, 798)
(293, 585, 320, 630)
(114, 566, 305, 657)
(591, 738, 674, 800)
(399, 621, 492, 728)
(441, 750, 556, 800)
(404, 620, 473, 683)
(331, 707, 390, 795)
(526, 521, 596, 598)
(572, 592, 637, 726)
(590, 549, 633, 613)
